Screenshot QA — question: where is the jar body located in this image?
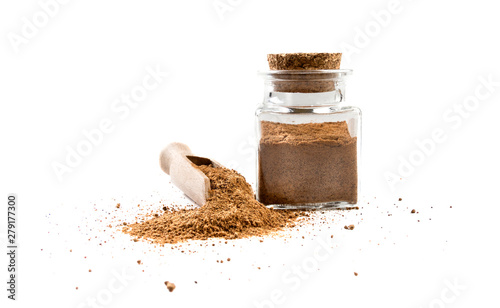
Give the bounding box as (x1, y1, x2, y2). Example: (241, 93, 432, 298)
(255, 70, 360, 209)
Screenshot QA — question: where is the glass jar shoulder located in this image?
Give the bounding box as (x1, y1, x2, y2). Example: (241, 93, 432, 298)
(256, 103, 361, 117)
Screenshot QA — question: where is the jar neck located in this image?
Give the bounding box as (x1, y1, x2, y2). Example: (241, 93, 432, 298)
(260, 69, 352, 107)
(264, 88, 346, 107)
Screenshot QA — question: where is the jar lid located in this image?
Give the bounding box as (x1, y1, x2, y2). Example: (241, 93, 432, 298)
(267, 53, 342, 70)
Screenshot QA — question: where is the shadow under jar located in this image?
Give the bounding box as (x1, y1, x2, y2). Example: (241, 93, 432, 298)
(256, 69, 361, 210)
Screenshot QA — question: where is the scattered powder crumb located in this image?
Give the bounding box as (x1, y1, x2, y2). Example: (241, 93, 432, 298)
(411, 209, 416, 214)
(354, 272, 358, 276)
(227, 258, 231, 262)
(116, 203, 120, 209)
(137, 260, 141, 265)
(344, 224, 355, 230)
(164, 281, 176, 292)
(398, 198, 402, 201)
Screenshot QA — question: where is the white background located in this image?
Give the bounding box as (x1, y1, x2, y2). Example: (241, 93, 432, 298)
(1, 0, 499, 307)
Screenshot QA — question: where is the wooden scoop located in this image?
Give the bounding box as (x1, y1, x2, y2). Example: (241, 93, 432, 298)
(159, 142, 222, 206)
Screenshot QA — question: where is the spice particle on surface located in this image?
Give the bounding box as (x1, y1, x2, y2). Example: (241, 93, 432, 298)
(164, 281, 176, 292)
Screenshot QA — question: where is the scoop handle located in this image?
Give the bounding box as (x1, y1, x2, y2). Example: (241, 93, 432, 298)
(159, 142, 193, 175)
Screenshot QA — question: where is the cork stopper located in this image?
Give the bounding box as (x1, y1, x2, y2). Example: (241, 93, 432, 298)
(267, 53, 342, 70)
(266, 53, 343, 93)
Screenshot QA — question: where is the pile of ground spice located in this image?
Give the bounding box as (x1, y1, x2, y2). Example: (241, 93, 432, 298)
(122, 165, 302, 244)
(258, 120, 358, 205)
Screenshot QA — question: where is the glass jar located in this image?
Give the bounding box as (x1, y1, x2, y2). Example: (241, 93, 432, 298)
(255, 69, 360, 209)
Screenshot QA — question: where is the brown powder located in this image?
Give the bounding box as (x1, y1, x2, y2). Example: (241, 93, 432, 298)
(258, 121, 357, 205)
(164, 281, 176, 292)
(122, 165, 302, 244)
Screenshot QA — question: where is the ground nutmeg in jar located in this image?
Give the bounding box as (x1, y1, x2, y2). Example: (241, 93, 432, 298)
(255, 53, 361, 209)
